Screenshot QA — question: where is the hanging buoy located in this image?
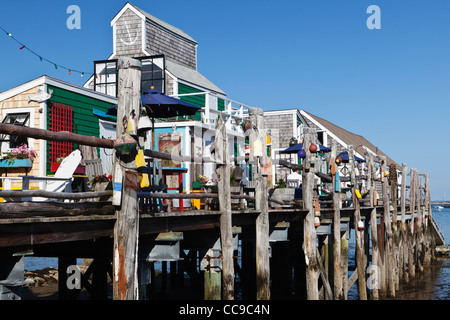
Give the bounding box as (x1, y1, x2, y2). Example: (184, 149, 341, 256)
(297, 149, 306, 158)
(314, 217, 321, 227)
(357, 220, 364, 231)
(114, 132, 137, 156)
(355, 189, 362, 199)
(330, 158, 336, 175)
(335, 157, 342, 164)
(309, 143, 318, 153)
(314, 198, 320, 216)
(253, 140, 263, 158)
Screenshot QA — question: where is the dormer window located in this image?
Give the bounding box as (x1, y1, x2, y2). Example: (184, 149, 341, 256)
(93, 55, 165, 97)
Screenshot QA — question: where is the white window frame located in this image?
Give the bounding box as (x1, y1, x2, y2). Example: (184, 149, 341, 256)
(1, 107, 35, 155)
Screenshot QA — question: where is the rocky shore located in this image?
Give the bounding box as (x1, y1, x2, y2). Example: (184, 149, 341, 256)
(24, 268, 58, 287)
(21, 264, 92, 299)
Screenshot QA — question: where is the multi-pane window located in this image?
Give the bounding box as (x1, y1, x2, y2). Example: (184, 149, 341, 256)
(94, 61, 118, 97)
(140, 56, 164, 93)
(93, 55, 165, 97)
(1, 112, 30, 148)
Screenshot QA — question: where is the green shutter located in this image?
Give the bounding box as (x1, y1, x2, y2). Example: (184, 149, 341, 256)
(46, 85, 113, 174)
(177, 83, 204, 121)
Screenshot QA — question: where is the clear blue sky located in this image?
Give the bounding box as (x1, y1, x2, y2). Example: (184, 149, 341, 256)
(1, 1, 449, 200)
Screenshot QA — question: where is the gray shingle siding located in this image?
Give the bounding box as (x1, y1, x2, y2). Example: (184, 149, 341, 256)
(145, 20, 197, 70)
(115, 9, 143, 57)
(264, 114, 293, 149)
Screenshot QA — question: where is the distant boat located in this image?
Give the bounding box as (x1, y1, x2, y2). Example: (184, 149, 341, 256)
(435, 205, 444, 211)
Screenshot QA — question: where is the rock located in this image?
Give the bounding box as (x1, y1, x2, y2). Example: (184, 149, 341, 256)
(24, 268, 58, 287)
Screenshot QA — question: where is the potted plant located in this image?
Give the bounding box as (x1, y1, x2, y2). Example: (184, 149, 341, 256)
(193, 175, 210, 189)
(0, 144, 37, 168)
(89, 173, 113, 201)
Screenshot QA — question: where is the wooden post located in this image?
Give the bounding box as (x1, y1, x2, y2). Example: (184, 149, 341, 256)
(302, 127, 319, 300)
(408, 169, 416, 280)
(417, 174, 424, 273)
(389, 163, 400, 291)
(367, 154, 379, 300)
(112, 57, 142, 300)
(423, 171, 431, 266)
(341, 227, 349, 300)
(249, 108, 270, 300)
(348, 145, 367, 300)
(427, 173, 436, 262)
(400, 163, 409, 285)
(331, 140, 344, 300)
(380, 157, 395, 298)
(58, 257, 78, 300)
(215, 117, 235, 300)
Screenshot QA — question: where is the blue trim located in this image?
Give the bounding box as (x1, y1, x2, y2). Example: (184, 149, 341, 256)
(93, 108, 117, 121)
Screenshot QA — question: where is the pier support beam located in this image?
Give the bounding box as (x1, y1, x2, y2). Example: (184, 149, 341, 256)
(250, 108, 270, 300)
(302, 127, 319, 300)
(112, 57, 142, 300)
(348, 145, 367, 300)
(215, 118, 235, 300)
(331, 140, 344, 300)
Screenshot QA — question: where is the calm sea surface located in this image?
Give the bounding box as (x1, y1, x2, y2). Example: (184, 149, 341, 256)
(347, 206, 450, 300)
(24, 207, 450, 300)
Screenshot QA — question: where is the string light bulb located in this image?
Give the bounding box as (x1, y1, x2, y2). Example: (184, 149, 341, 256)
(0, 25, 93, 78)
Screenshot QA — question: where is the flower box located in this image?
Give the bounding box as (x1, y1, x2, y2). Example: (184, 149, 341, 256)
(0, 159, 33, 168)
(192, 181, 205, 189)
(50, 162, 86, 174)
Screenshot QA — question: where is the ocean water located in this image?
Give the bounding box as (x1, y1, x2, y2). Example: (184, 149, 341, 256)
(24, 257, 82, 271)
(347, 206, 450, 300)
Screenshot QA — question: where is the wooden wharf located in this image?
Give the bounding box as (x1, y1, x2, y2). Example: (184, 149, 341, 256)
(0, 57, 443, 301)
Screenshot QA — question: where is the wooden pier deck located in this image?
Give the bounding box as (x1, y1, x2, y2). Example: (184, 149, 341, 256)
(0, 57, 443, 301)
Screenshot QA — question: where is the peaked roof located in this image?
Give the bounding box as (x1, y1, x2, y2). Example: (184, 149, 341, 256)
(301, 110, 400, 169)
(126, 3, 197, 44)
(165, 60, 225, 95)
(108, 3, 225, 96)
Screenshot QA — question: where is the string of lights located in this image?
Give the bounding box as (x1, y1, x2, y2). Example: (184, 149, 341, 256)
(0, 25, 93, 78)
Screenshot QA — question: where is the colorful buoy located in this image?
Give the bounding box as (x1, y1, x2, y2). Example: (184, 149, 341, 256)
(314, 217, 321, 227)
(309, 143, 318, 152)
(357, 220, 364, 231)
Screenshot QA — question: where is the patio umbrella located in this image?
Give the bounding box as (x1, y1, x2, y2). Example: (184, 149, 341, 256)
(107, 89, 201, 149)
(106, 89, 201, 118)
(141, 89, 201, 118)
(280, 143, 331, 154)
(336, 151, 366, 163)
